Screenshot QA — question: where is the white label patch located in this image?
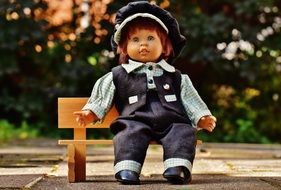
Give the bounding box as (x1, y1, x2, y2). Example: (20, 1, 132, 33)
(164, 94, 177, 102)
(128, 95, 138, 104)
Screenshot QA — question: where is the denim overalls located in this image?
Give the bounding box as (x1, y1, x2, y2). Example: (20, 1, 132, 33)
(110, 66, 197, 174)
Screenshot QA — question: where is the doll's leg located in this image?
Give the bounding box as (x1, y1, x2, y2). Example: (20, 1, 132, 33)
(160, 123, 197, 184)
(111, 119, 152, 184)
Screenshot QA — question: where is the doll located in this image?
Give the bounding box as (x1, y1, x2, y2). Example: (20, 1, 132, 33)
(74, 1, 216, 185)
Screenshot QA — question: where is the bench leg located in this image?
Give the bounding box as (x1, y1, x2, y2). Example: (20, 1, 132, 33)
(67, 144, 86, 182)
(68, 144, 75, 182)
(74, 144, 86, 182)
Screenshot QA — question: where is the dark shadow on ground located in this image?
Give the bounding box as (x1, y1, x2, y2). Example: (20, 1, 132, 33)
(30, 174, 281, 190)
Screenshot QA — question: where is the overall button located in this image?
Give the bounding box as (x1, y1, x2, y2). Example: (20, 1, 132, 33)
(148, 65, 153, 70)
(163, 84, 170, 90)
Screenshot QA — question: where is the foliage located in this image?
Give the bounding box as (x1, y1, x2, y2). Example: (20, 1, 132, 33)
(0, 0, 281, 143)
(0, 0, 115, 136)
(0, 119, 39, 143)
(198, 86, 271, 143)
(164, 0, 281, 143)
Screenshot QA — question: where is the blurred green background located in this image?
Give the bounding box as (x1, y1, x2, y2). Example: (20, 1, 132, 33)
(0, 0, 280, 143)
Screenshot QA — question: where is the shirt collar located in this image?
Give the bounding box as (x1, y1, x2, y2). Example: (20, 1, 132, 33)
(121, 59, 143, 73)
(157, 59, 176, 72)
(122, 59, 175, 73)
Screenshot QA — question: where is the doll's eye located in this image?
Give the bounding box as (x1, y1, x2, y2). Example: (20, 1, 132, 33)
(132, 37, 139, 42)
(147, 36, 154, 41)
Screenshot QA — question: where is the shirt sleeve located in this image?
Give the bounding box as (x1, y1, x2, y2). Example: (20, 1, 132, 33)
(82, 72, 115, 120)
(180, 74, 212, 127)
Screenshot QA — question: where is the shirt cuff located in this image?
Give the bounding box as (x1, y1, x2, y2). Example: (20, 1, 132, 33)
(82, 103, 106, 120)
(194, 110, 212, 128)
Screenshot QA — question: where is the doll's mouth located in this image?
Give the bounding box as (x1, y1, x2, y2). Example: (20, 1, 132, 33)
(139, 50, 149, 55)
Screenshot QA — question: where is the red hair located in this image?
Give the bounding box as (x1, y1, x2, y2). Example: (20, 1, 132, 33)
(118, 17, 174, 64)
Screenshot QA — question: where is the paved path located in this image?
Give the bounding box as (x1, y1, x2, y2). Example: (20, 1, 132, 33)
(0, 139, 281, 189)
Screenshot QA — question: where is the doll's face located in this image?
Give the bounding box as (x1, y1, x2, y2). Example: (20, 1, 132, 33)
(126, 29, 163, 63)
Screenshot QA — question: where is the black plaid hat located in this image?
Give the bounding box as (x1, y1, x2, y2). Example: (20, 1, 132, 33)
(111, 1, 186, 59)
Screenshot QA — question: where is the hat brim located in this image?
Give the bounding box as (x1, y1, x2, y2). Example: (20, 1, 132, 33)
(113, 13, 169, 44)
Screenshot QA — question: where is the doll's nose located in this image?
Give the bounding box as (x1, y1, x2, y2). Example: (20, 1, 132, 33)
(140, 40, 148, 46)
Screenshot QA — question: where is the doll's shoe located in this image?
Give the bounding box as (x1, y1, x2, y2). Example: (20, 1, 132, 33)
(115, 170, 140, 185)
(163, 166, 191, 184)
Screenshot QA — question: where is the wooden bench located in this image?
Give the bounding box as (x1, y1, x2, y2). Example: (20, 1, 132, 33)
(58, 97, 119, 182)
(58, 97, 202, 182)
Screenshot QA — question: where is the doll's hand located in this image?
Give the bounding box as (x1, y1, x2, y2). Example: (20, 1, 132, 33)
(73, 110, 97, 127)
(197, 115, 217, 132)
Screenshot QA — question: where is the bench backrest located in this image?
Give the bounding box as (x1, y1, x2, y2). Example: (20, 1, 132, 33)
(58, 97, 119, 129)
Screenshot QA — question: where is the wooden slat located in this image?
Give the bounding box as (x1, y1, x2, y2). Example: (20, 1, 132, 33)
(58, 140, 162, 145)
(59, 139, 202, 146)
(58, 139, 113, 145)
(58, 97, 119, 128)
